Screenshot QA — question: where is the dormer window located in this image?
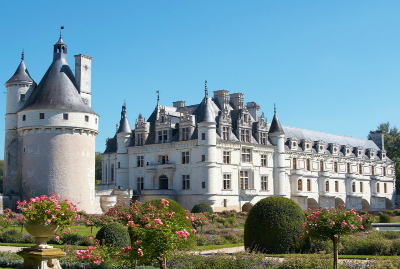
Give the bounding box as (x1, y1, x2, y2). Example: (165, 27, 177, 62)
(160, 116, 165, 123)
(289, 137, 299, 150)
(240, 129, 250, 142)
(343, 145, 351, 157)
(330, 143, 339, 154)
(366, 148, 376, 159)
(222, 126, 230, 140)
(355, 147, 363, 158)
(260, 132, 267, 145)
(303, 139, 312, 151)
(182, 128, 189, 141)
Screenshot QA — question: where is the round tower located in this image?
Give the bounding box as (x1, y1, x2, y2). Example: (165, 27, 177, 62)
(16, 35, 100, 213)
(116, 102, 132, 154)
(4, 51, 36, 201)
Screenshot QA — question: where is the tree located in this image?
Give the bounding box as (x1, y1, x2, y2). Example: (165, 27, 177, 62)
(95, 152, 102, 189)
(0, 160, 3, 193)
(370, 123, 400, 193)
(300, 205, 363, 269)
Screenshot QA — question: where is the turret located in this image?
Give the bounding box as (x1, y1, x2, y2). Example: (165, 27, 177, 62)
(116, 102, 132, 153)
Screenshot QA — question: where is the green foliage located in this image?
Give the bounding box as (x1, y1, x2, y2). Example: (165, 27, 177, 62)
(362, 214, 378, 230)
(379, 214, 391, 223)
(0, 160, 3, 193)
(95, 152, 102, 190)
(95, 222, 130, 247)
(360, 211, 367, 215)
(191, 203, 213, 214)
(0, 229, 35, 243)
(244, 196, 305, 254)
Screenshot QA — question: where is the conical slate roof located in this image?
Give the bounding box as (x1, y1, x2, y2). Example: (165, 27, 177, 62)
(6, 60, 35, 85)
(194, 97, 217, 123)
(117, 104, 131, 133)
(21, 41, 94, 114)
(269, 112, 284, 134)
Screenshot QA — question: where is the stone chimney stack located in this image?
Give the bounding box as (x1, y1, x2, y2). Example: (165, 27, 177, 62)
(370, 131, 385, 150)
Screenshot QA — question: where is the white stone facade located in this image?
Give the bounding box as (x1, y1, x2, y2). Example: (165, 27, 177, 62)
(101, 90, 396, 212)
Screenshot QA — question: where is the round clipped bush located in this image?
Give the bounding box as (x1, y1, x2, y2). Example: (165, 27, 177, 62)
(244, 197, 305, 254)
(379, 214, 391, 223)
(191, 203, 214, 214)
(95, 222, 130, 247)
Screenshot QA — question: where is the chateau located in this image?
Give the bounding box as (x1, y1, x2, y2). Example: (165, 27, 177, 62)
(3, 35, 101, 213)
(100, 87, 396, 212)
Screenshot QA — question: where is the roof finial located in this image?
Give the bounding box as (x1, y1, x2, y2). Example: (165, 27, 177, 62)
(156, 90, 160, 106)
(274, 103, 276, 114)
(60, 26, 64, 38)
(205, 80, 208, 98)
(21, 49, 24, 61)
(123, 99, 126, 107)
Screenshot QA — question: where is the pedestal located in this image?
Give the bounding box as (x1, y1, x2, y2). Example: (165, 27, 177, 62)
(17, 247, 66, 269)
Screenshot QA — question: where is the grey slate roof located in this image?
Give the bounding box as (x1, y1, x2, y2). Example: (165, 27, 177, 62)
(193, 97, 218, 123)
(6, 60, 35, 85)
(104, 136, 117, 154)
(269, 113, 284, 134)
(20, 40, 95, 114)
(117, 105, 132, 134)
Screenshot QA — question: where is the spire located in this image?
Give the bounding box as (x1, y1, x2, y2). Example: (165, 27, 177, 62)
(197, 95, 215, 123)
(6, 52, 35, 85)
(53, 29, 67, 62)
(117, 102, 132, 134)
(205, 80, 208, 98)
(157, 90, 160, 106)
(269, 104, 284, 134)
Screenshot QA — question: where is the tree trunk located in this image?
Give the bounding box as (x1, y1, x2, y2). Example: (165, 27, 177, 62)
(332, 235, 339, 269)
(159, 255, 167, 269)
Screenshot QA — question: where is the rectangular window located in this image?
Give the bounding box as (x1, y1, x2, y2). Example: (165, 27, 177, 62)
(222, 126, 229, 140)
(137, 177, 144, 191)
(158, 131, 162, 143)
(85, 115, 89, 122)
(202, 155, 206, 162)
(261, 176, 268, 191)
(359, 164, 362, 175)
(223, 174, 231, 190)
(240, 171, 249, 189)
(261, 155, 267, 166)
(158, 155, 168, 165)
(360, 182, 363, 193)
(137, 156, 144, 167)
(182, 151, 190, 164)
(347, 163, 351, 173)
(241, 148, 251, 163)
(63, 113, 68, 120)
(202, 182, 206, 189)
(352, 182, 356, 192)
(371, 165, 375, 175)
(306, 159, 310, 171)
(320, 160, 324, 172)
(384, 183, 387, 193)
(117, 162, 120, 168)
(201, 133, 206, 140)
(334, 162, 338, 173)
(260, 132, 266, 145)
(383, 167, 386, 176)
(223, 151, 230, 164)
(377, 183, 380, 193)
(40, 113, 45, 119)
(20, 94, 26, 101)
(240, 129, 250, 142)
(307, 179, 311, 191)
(182, 175, 190, 190)
(137, 133, 144, 145)
(293, 158, 297, 169)
(182, 127, 189, 141)
(326, 181, 329, 192)
(298, 179, 302, 191)
(335, 181, 339, 192)
(95, 118, 98, 124)
(22, 115, 26, 121)
(245, 130, 250, 142)
(163, 130, 168, 142)
(224, 199, 227, 208)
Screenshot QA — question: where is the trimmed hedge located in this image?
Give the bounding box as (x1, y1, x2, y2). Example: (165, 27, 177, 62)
(244, 196, 305, 254)
(379, 214, 392, 223)
(95, 222, 130, 247)
(191, 203, 213, 214)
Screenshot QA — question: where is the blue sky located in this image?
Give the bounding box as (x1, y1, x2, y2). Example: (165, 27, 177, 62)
(1, 1, 400, 156)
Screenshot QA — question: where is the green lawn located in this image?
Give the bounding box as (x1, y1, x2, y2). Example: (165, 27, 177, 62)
(6, 225, 101, 237)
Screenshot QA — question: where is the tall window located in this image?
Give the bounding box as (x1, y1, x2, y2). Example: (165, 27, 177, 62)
(182, 151, 190, 164)
(182, 128, 189, 141)
(223, 151, 230, 164)
(334, 162, 338, 173)
(63, 113, 68, 120)
(182, 175, 190, 190)
(201, 133, 206, 140)
(222, 127, 229, 140)
(360, 182, 363, 193)
(105, 165, 108, 182)
(240, 129, 250, 142)
(383, 167, 386, 176)
(40, 113, 45, 119)
(158, 131, 163, 143)
(85, 115, 89, 122)
(371, 165, 375, 175)
(260, 132, 267, 145)
(384, 183, 387, 193)
(359, 164, 363, 175)
(261, 155, 267, 166)
(307, 179, 311, 191)
(293, 158, 297, 169)
(320, 160, 324, 172)
(20, 94, 25, 101)
(240, 171, 249, 189)
(163, 130, 168, 142)
(335, 181, 338, 192)
(22, 115, 26, 121)
(241, 148, 251, 163)
(377, 183, 380, 193)
(306, 159, 310, 171)
(352, 182, 356, 192)
(261, 176, 268, 190)
(223, 174, 231, 190)
(298, 179, 302, 191)
(325, 180, 329, 192)
(137, 178, 144, 190)
(111, 164, 114, 182)
(137, 133, 144, 145)
(347, 163, 351, 173)
(137, 156, 144, 167)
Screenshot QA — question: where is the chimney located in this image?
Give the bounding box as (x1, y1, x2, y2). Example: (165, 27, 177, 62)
(230, 93, 244, 109)
(370, 131, 385, 150)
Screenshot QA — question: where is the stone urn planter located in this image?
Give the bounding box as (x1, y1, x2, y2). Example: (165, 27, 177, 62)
(24, 223, 60, 249)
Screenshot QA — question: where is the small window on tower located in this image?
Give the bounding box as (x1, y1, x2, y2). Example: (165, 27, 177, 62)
(202, 133, 206, 140)
(63, 113, 68, 120)
(39, 113, 45, 119)
(202, 155, 206, 162)
(22, 115, 26, 121)
(95, 118, 98, 124)
(85, 115, 89, 122)
(20, 94, 25, 101)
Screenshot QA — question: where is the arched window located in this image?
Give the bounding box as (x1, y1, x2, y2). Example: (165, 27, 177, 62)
(297, 179, 302, 191)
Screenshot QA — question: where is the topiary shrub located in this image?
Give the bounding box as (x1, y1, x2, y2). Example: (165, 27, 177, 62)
(244, 196, 305, 254)
(95, 222, 130, 247)
(379, 214, 392, 223)
(191, 203, 214, 214)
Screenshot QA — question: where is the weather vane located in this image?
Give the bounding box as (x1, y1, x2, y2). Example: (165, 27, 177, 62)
(205, 80, 208, 97)
(274, 103, 276, 114)
(21, 49, 24, 61)
(156, 90, 160, 105)
(60, 26, 64, 37)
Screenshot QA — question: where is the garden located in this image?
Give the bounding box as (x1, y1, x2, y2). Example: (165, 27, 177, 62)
(0, 195, 400, 268)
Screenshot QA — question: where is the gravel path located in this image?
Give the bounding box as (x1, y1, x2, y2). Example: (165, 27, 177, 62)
(0, 246, 24, 253)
